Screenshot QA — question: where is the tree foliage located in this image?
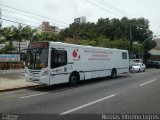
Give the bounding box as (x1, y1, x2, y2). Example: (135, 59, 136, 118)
(60, 17, 156, 59)
(0, 17, 156, 60)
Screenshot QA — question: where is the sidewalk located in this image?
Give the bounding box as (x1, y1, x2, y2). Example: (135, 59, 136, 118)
(0, 69, 24, 74)
(0, 71, 40, 92)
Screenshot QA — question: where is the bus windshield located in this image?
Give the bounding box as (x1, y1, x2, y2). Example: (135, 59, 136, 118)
(25, 42, 49, 70)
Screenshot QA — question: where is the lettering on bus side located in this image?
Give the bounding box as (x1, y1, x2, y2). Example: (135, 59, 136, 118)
(84, 49, 112, 61)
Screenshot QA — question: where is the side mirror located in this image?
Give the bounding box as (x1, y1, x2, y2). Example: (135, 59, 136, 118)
(20, 49, 27, 61)
(21, 54, 26, 61)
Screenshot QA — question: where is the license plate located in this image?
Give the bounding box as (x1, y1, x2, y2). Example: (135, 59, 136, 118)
(30, 78, 39, 81)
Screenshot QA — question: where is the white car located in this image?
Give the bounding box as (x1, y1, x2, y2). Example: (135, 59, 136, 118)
(130, 63, 146, 72)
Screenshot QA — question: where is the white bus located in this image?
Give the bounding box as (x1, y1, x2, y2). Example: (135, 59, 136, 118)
(25, 42, 129, 85)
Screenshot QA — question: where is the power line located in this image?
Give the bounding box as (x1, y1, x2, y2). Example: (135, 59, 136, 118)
(86, 0, 122, 17)
(2, 18, 62, 35)
(1, 18, 38, 28)
(0, 3, 69, 25)
(98, 0, 133, 18)
(3, 15, 40, 25)
(2, 8, 43, 21)
(86, 0, 133, 18)
(1, 8, 66, 27)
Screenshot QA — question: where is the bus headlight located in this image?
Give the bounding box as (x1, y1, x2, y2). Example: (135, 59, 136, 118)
(42, 70, 49, 76)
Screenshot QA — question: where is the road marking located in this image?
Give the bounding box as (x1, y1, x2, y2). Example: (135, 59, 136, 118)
(60, 94, 116, 115)
(139, 79, 157, 86)
(19, 86, 80, 99)
(20, 92, 48, 99)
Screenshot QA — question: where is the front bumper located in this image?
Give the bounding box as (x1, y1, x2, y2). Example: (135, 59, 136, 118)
(130, 68, 139, 72)
(25, 73, 50, 85)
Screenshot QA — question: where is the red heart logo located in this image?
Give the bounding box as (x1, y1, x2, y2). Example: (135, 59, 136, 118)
(72, 50, 77, 58)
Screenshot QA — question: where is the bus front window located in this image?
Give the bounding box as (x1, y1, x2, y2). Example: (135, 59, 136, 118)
(25, 43, 49, 70)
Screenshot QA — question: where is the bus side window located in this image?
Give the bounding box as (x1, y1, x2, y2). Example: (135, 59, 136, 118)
(122, 52, 127, 59)
(51, 50, 67, 69)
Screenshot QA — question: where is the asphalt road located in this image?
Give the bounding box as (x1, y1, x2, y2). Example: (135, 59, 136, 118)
(0, 69, 160, 120)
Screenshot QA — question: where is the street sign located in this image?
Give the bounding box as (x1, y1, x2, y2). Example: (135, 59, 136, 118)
(0, 54, 20, 62)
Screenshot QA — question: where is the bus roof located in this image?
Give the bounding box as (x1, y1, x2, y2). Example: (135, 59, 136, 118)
(31, 41, 128, 52)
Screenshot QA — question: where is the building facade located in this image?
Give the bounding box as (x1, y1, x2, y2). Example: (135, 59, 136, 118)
(74, 16, 86, 24)
(149, 38, 160, 61)
(38, 21, 59, 34)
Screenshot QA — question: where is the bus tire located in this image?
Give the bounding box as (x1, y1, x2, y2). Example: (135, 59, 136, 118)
(69, 72, 79, 86)
(111, 69, 117, 79)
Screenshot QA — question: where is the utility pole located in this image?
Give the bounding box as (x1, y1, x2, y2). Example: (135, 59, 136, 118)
(0, 8, 2, 30)
(19, 23, 21, 54)
(129, 23, 133, 59)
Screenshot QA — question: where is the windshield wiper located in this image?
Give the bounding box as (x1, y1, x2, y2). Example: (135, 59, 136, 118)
(34, 48, 43, 69)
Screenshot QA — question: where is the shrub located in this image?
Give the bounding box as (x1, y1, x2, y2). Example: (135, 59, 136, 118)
(0, 61, 24, 70)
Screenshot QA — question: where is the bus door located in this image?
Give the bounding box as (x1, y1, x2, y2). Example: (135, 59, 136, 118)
(50, 49, 68, 84)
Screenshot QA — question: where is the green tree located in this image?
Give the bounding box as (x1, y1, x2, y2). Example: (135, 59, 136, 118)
(12, 25, 24, 53)
(0, 26, 15, 53)
(32, 32, 61, 42)
(11, 25, 37, 52)
(21, 26, 37, 41)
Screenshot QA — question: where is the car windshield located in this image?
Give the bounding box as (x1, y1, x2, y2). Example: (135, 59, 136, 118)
(133, 64, 141, 66)
(25, 43, 49, 70)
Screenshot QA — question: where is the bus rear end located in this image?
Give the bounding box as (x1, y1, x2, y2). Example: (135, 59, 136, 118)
(25, 42, 50, 85)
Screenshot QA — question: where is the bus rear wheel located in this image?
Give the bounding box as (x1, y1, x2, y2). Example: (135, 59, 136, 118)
(69, 73, 79, 86)
(111, 69, 117, 79)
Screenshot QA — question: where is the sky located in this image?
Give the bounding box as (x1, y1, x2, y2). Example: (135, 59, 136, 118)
(0, 0, 160, 36)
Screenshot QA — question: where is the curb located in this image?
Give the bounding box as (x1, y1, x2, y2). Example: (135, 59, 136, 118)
(0, 85, 43, 93)
(0, 70, 25, 75)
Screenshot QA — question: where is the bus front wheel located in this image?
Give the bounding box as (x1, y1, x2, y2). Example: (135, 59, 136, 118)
(69, 73, 79, 86)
